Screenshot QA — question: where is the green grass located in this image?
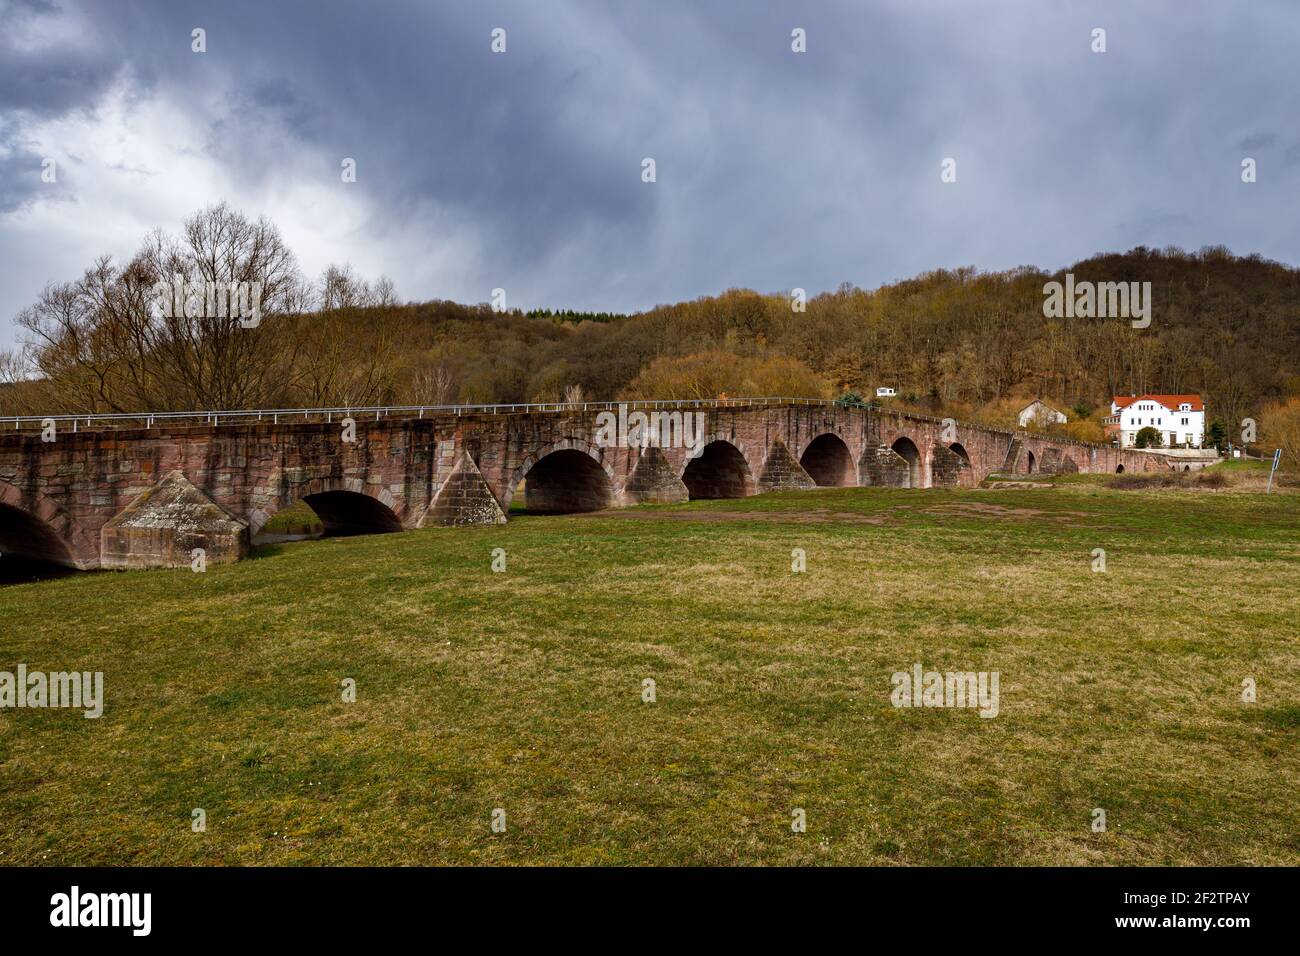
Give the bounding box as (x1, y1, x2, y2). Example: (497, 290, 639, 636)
(1206, 458, 1270, 471)
(1, 482, 1298, 866)
(257, 499, 324, 536)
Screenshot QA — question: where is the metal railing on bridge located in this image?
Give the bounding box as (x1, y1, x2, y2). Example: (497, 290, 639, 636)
(1, 396, 878, 434)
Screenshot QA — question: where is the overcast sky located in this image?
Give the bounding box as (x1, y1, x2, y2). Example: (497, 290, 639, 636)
(1, 0, 1298, 347)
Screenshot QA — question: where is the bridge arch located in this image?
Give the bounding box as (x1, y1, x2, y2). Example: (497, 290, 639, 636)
(506, 439, 617, 513)
(932, 441, 975, 488)
(254, 477, 405, 537)
(681, 437, 756, 499)
(890, 436, 923, 489)
(1026, 449, 1037, 474)
(799, 433, 857, 487)
(0, 481, 82, 576)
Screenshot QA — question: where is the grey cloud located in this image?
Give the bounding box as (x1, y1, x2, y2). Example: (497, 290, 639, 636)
(2, 0, 1300, 343)
(1239, 133, 1277, 151)
(0, 1, 121, 115)
(0, 148, 75, 214)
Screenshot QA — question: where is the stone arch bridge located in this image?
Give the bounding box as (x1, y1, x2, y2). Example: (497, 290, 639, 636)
(0, 399, 1157, 571)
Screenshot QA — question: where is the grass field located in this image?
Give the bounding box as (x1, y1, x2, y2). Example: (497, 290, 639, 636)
(1, 475, 1297, 865)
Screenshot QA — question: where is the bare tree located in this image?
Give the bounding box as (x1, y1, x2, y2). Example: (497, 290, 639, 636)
(407, 359, 456, 406)
(318, 264, 398, 310)
(19, 204, 309, 411)
(0, 346, 28, 385)
(319, 264, 365, 311)
(372, 275, 398, 307)
(286, 309, 401, 408)
(138, 204, 306, 407)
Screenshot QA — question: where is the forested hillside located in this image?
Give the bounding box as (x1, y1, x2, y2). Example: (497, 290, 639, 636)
(4, 207, 1298, 451)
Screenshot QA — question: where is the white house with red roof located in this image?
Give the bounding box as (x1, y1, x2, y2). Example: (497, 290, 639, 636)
(1103, 394, 1205, 448)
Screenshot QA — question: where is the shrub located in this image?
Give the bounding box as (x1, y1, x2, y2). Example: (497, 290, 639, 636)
(1111, 470, 1228, 491)
(1134, 426, 1163, 448)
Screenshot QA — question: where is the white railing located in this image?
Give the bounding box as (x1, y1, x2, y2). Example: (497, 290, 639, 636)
(1, 397, 877, 433)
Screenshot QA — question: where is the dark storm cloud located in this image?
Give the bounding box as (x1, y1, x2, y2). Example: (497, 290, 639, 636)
(0, 147, 65, 213)
(2, 0, 1300, 344)
(0, 0, 121, 115)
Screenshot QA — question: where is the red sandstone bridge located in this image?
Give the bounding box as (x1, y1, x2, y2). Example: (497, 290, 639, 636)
(0, 398, 1158, 571)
